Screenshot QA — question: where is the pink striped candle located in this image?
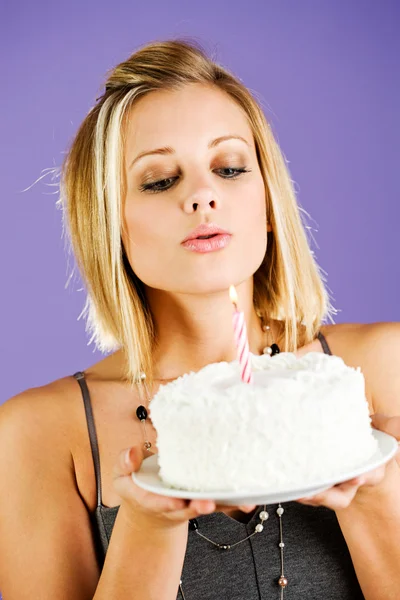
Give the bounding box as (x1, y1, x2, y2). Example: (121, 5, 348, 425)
(229, 285, 253, 384)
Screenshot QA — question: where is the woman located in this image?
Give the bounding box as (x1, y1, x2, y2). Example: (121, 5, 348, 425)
(0, 39, 399, 600)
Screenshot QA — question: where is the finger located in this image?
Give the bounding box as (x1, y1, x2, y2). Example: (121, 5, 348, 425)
(238, 504, 257, 513)
(189, 499, 216, 513)
(129, 489, 215, 518)
(113, 447, 142, 480)
(371, 414, 400, 441)
(212, 504, 256, 513)
(113, 470, 187, 513)
(297, 498, 317, 506)
(358, 465, 386, 487)
(162, 499, 217, 522)
(158, 499, 256, 518)
(147, 495, 191, 513)
(298, 479, 361, 510)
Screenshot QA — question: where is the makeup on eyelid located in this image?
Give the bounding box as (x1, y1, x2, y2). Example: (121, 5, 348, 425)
(138, 166, 251, 194)
(136, 151, 249, 180)
(137, 159, 252, 194)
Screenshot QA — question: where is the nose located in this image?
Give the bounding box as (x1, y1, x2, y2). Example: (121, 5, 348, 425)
(182, 187, 220, 215)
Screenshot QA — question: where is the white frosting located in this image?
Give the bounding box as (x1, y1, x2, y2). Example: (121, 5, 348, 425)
(149, 352, 378, 492)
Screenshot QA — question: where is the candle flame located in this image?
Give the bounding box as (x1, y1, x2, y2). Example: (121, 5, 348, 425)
(229, 285, 238, 307)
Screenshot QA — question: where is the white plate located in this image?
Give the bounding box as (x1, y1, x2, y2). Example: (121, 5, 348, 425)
(132, 429, 398, 505)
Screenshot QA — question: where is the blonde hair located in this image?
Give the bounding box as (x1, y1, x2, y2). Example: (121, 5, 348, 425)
(59, 38, 334, 388)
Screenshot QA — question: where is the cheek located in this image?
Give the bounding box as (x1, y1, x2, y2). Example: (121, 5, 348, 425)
(122, 200, 175, 284)
(122, 208, 144, 266)
(235, 177, 267, 233)
(123, 195, 168, 247)
(241, 179, 268, 259)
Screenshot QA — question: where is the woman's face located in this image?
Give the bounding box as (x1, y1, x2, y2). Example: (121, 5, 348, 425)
(122, 83, 268, 295)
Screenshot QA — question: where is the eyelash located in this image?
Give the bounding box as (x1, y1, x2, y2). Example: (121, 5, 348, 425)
(139, 167, 252, 194)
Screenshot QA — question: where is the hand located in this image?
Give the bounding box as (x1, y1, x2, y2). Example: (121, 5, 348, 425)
(297, 415, 400, 510)
(113, 446, 256, 528)
(370, 414, 400, 467)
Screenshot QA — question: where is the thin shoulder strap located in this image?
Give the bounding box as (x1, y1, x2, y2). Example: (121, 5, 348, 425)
(317, 331, 332, 356)
(73, 371, 103, 507)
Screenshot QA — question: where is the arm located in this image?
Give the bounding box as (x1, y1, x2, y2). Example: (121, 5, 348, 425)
(0, 390, 100, 599)
(336, 323, 400, 600)
(336, 459, 400, 600)
(300, 323, 400, 600)
(94, 445, 222, 599)
(94, 502, 188, 600)
(0, 389, 188, 600)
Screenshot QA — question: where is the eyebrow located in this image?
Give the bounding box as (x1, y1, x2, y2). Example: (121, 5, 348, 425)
(128, 134, 250, 170)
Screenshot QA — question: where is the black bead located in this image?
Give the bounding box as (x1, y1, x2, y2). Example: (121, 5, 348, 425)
(189, 519, 199, 531)
(270, 343, 280, 356)
(136, 405, 148, 421)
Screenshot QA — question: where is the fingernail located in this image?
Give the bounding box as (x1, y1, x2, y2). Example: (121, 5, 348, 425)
(124, 448, 131, 466)
(241, 505, 256, 512)
(202, 501, 215, 513)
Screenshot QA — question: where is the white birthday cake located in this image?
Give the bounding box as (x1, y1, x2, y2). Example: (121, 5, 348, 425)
(149, 352, 378, 492)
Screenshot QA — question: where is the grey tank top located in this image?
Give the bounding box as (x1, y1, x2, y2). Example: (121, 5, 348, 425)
(73, 332, 364, 599)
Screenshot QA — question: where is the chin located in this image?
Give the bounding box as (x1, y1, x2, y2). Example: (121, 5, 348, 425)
(172, 264, 261, 295)
(140, 246, 266, 295)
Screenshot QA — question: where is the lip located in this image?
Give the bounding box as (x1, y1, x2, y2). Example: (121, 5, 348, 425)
(181, 233, 232, 253)
(181, 223, 230, 243)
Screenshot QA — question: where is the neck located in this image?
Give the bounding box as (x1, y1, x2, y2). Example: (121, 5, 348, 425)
(145, 279, 275, 381)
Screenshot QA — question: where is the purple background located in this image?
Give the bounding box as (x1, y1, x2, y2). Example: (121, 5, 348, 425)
(1, 0, 399, 409)
(0, 2, 399, 597)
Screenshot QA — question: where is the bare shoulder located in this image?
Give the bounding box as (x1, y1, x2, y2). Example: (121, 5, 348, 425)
(0, 349, 141, 512)
(321, 321, 400, 413)
(0, 374, 81, 455)
(0, 347, 135, 460)
(0, 375, 83, 517)
(0, 376, 101, 599)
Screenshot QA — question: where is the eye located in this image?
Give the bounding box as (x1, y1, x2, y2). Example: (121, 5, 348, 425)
(139, 177, 179, 194)
(138, 166, 251, 194)
(216, 167, 251, 178)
